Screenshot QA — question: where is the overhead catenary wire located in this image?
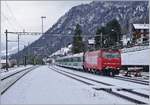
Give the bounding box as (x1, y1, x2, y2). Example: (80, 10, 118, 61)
(1, 1, 24, 33)
(4, 1, 23, 30)
(5, 31, 106, 37)
(1, 12, 18, 31)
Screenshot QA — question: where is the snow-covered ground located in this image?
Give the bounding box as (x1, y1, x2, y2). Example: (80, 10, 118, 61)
(1, 65, 33, 78)
(54, 66, 149, 95)
(54, 66, 149, 88)
(1, 65, 136, 104)
(1, 65, 37, 95)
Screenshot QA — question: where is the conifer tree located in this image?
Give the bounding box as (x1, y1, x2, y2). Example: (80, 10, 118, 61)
(72, 24, 84, 54)
(95, 19, 122, 49)
(106, 19, 122, 46)
(95, 26, 107, 50)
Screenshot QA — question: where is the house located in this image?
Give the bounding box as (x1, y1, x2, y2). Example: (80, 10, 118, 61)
(132, 24, 149, 44)
(0, 59, 11, 69)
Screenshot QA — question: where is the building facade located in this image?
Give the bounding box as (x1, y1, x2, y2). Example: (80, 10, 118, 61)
(132, 24, 149, 45)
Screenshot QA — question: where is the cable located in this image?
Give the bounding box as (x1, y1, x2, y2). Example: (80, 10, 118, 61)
(1, 12, 18, 31)
(5, 1, 22, 28)
(4, 1, 23, 30)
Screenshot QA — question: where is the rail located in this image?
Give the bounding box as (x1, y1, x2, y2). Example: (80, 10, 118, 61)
(1, 66, 39, 95)
(49, 66, 148, 104)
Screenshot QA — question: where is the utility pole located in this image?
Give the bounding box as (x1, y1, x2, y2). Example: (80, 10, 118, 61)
(0, 25, 2, 69)
(4, 31, 41, 67)
(5, 30, 8, 71)
(27, 42, 30, 65)
(17, 34, 20, 67)
(23, 45, 26, 66)
(41, 16, 46, 35)
(100, 32, 103, 48)
(0, 1, 1, 70)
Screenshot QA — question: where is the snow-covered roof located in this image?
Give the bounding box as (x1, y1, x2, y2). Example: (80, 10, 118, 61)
(1, 59, 6, 63)
(133, 24, 149, 29)
(49, 44, 72, 57)
(88, 38, 95, 44)
(57, 53, 83, 60)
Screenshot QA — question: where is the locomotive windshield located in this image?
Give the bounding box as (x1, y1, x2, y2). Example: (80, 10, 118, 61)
(103, 52, 120, 58)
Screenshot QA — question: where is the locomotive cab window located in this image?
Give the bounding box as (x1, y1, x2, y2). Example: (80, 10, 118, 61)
(103, 52, 120, 58)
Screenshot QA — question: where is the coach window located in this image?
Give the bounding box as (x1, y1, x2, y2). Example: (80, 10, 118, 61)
(73, 57, 76, 62)
(78, 57, 81, 62)
(75, 57, 79, 62)
(76, 57, 78, 62)
(72, 57, 75, 62)
(68, 58, 70, 62)
(66, 58, 68, 62)
(70, 58, 72, 62)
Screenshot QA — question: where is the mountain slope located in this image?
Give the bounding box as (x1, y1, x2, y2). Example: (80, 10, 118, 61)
(12, 1, 149, 59)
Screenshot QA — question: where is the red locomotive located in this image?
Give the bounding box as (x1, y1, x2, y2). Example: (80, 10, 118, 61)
(83, 49, 121, 76)
(55, 49, 121, 76)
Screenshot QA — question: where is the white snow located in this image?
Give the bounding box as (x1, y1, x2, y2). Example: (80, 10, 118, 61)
(1, 68, 33, 93)
(1, 59, 7, 63)
(136, 6, 144, 12)
(1, 65, 33, 78)
(49, 44, 72, 57)
(53, 66, 149, 104)
(1, 66, 36, 93)
(1, 65, 134, 104)
(133, 88, 150, 96)
(113, 89, 149, 104)
(88, 14, 94, 22)
(133, 24, 149, 30)
(121, 45, 150, 53)
(54, 66, 149, 90)
(88, 38, 95, 44)
(57, 52, 83, 60)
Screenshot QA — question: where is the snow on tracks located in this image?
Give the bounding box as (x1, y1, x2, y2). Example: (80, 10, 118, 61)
(1, 65, 133, 104)
(51, 65, 149, 104)
(1, 65, 39, 95)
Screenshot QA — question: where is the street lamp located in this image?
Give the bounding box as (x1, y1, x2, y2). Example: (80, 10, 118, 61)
(41, 16, 46, 36)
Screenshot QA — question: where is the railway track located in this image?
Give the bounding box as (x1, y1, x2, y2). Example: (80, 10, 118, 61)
(115, 75, 149, 83)
(114, 76, 149, 85)
(57, 65, 149, 86)
(118, 88, 149, 98)
(53, 66, 113, 86)
(49, 66, 149, 104)
(53, 66, 149, 98)
(1, 66, 39, 95)
(1, 66, 34, 80)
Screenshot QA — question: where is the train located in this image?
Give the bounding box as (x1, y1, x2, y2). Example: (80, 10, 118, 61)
(55, 49, 121, 76)
(121, 46, 150, 72)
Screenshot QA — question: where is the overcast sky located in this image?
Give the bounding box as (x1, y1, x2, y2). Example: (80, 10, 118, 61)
(1, 1, 91, 55)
